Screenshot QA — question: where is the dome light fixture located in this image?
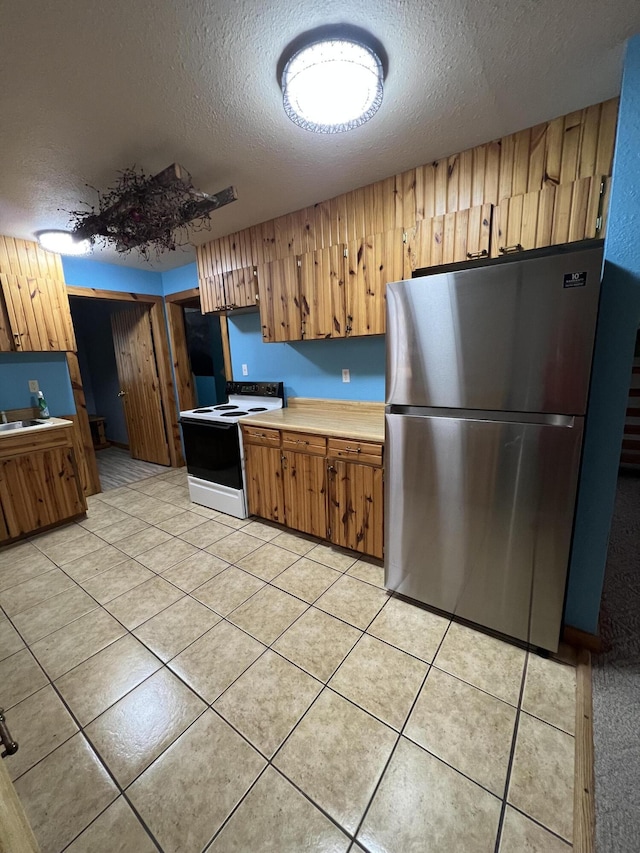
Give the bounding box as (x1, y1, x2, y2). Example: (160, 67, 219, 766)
(36, 230, 90, 256)
(281, 35, 384, 134)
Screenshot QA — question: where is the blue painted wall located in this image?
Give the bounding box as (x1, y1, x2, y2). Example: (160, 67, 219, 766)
(227, 312, 385, 401)
(63, 257, 162, 295)
(566, 35, 640, 633)
(0, 353, 75, 415)
(162, 262, 198, 295)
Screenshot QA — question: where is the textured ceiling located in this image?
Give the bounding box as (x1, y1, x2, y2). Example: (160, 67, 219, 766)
(0, 0, 638, 271)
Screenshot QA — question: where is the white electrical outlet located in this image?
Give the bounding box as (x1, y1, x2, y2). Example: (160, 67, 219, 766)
(342, 369, 350, 383)
(242, 364, 248, 376)
(28, 380, 39, 393)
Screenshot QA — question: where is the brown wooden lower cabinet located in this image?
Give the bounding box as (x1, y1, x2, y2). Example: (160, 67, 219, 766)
(243, 441, 284, 523)
(328, 458, 384, 559)
(242, 426, 383, 558)
(0, 426, 87, 543)
(282, 450, 327, 539)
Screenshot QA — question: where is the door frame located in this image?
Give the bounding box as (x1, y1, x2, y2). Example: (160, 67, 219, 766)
(164, 287, 233, 409)
(67, 286, 184, 468)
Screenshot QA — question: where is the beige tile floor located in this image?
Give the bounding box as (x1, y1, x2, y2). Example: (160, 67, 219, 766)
(0, 467, 577, 853)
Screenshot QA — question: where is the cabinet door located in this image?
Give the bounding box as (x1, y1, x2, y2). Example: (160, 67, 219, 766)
(405, 204, 493, 272)
(0, 447, 86, 538)
(282, 450, 327, 538)
(224, 266, 258, 310)
(346, 228, 404, 337)
(200, 273, 227, 313)
(328, 459, 384, 558)
(244, 442, 284, 522)
(256, 256, 302, 342)
(299, 246, 346, 339)
(0, 274, 76, 351)
(491, 175, 607, 258)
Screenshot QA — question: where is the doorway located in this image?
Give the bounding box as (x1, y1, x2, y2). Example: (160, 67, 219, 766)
(165, 290, 230, 411)
(69, 296, 175, 489)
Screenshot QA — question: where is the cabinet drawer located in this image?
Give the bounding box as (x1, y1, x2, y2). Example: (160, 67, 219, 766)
(327, 438, 383, 466)
(241, 426, 281, 447)
(282, 431, 326, 456)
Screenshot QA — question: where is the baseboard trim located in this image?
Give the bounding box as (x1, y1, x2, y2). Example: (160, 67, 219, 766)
(574, 648, 596, 852)
(562, 625, 602, 653)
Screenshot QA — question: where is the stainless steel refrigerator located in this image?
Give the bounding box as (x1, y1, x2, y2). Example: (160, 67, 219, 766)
(385, 245, 603, 651)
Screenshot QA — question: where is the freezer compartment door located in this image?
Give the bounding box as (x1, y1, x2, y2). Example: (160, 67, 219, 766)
(386, 247, 602, 414)
(384, 412, 584, 651)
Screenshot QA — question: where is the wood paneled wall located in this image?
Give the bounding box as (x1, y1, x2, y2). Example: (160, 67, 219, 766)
(0, 236, 65, 280)
(197, 98, 618, 279)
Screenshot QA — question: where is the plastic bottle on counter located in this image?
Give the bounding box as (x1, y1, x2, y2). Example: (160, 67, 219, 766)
(37, 390, 50, 419)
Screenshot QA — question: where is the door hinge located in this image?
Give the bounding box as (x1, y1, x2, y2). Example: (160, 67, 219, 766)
(595, 179, 606, 235)
(297, 258, 302, 267)
(327, 526, 331, 538)
(402, 231, 407, 243)
(343, 247, 348, 258)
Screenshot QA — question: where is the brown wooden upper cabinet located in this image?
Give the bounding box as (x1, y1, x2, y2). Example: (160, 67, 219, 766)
(299, 245, 346, 339)
(0, 273, 76, 351)
(200, 265, 258, 313)
(491, 175, 608, 257)
(257, 256, 302, 343)
(346, 227, 405, 337)
(257, 228, 405, 342)
(404, 204, 493, 273)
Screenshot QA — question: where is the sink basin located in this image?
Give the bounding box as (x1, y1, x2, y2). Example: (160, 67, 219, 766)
(0, 420, 47, 432)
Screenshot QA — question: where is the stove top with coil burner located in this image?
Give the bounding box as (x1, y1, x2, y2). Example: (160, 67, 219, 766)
(179, 381, 285, 424)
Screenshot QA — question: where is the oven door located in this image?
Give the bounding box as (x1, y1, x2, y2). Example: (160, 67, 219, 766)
(180, 418, 243, 489)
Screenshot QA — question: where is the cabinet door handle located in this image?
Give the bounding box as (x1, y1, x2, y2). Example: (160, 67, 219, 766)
(327, 464, 336, 474)
(343, 446, 361, 453)
(499, 244, 523, 254)
(0, 708, 18, 758)
(467, 249, 488, 259)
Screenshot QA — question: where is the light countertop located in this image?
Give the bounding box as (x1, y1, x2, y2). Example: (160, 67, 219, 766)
(239, 398, 385, 443)
(0, 417, 73, 439)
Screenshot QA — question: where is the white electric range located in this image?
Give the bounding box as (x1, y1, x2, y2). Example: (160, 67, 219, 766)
(179, 381, 284, 518)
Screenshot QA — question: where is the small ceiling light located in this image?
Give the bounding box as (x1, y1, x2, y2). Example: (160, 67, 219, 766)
(281, 37, 383, 133)
(36, 230, 90, 256)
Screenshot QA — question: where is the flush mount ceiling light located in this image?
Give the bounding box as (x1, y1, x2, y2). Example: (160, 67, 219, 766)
(36, 230, 91, 256)
(281, 34, 384, 133)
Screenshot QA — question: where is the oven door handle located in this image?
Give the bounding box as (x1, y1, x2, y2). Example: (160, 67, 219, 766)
(179, 417, 236, 430)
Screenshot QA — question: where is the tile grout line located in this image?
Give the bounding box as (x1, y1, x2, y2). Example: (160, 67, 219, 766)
(348, 619, 455, 850)
(4, 478, 574, 849)
(492, 649, 530, 853)
(0, 601, 166, 852)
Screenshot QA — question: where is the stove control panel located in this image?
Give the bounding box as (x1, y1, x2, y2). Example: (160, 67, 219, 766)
(225, 381, 285, 400)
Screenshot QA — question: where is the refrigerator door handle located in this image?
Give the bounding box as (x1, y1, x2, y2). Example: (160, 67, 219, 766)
(386, 405, 576, 428)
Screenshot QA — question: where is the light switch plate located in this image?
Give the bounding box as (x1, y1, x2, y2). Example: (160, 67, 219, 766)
(342, 369, 350, 383)
(28, 380, 39, 393)
(242, 364, 248, 376)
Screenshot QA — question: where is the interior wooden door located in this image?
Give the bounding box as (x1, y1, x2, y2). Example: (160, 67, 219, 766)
(281, 450, 327, 538)
(166, 302, 197, 412)
(111, 304, 171, 465)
